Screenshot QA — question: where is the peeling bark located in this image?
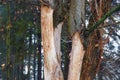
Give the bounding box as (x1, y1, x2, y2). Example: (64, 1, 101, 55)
(54, 22, 64, 63)
(68, 32, 85, 80)
(41, 6, 63, 80)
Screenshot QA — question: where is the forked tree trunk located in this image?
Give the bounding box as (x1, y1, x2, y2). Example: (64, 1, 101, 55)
(41, 0, 86, 79)
(41, 6, 63, 80)
(41, 0, 111, 80)
(68, 32, 85, 80)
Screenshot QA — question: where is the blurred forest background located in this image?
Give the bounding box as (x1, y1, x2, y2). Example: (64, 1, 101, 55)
(0, 0, 120, 80)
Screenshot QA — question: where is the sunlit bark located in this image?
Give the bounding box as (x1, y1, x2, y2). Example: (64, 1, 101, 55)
(68, 32, 85, 80)
(41, 6, 63, 80)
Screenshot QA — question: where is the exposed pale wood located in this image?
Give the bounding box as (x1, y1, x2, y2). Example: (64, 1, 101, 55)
(54, 22, 64, 63)
(41, 6, 63, 80)
(68, 32, 85, 80)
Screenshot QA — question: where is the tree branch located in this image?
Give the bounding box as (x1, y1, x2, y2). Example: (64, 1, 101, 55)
(88, 5, 120, 35)
(98, 21, 120, 29)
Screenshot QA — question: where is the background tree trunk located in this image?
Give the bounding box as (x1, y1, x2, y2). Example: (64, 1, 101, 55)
(37, 33, 42, 80)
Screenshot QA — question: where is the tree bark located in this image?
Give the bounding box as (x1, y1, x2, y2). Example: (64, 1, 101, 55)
(80, 1, 111, 80)
(69, 0, 85, 35)
(41, 6, 63, 80)
(37, 33, 42, 80)
(67, 0, 85, 79)
(54, 22, 63, 64)
(68, 32, 85, 80)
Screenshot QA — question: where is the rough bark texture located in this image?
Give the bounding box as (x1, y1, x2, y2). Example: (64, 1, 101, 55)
(41, 6, 63, 80)
(68, 32, 85, 80)
(80, 32, 103, 80)
(80, 1, 111, 80)
(69, 0, 85, 35)
(67, 0, 86, 79)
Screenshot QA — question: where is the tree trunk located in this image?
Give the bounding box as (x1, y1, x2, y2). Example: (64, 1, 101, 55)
(41, 6, 63, 80)
(80, 0, 111, 80)
(67, 0, 86, 79)
(40, 0, 112, 80)
(69, 0, 85, 35)
(68, 32, 85, 80)
(54, 22, 63, 64)
(37, 33, 42, 80)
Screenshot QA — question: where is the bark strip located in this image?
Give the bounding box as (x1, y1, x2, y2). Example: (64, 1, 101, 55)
(68, 32, 85, 80)
(54, 22, 63, 63)
(41, 6, 63, 80)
